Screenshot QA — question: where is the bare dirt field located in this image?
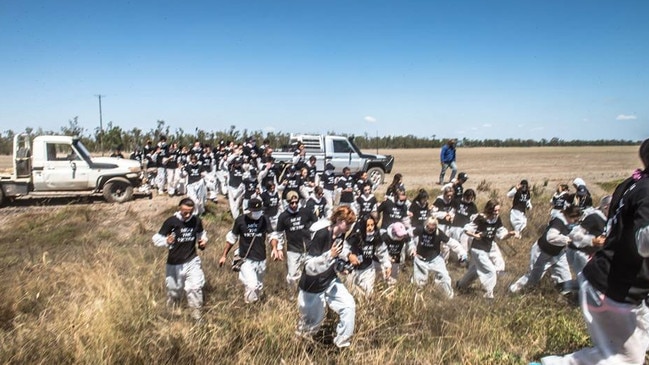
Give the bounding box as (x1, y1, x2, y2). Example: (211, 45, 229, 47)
(378, 145, 640, 197)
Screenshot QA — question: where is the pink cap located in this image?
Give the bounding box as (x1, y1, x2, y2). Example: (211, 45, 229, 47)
(391, 222, 408, 238)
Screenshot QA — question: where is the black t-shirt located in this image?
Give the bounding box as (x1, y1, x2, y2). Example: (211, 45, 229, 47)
(409, 201, 430, 229)
(583, 177, 649, 305)
(276, 208, 318, 252)
(157, 215, 204, 265)
(305, 197, 328, 219)
(260, 190, 281, 217)
(470, 215, 503, 252)
(184, 162, 206, 184)
(413, 226, 449, 261)
(382, 232, 408, 263)
(321, 172, 337, 191)
(282, 174, 303, 200)
(356, 195, 378, 221)
(451, 200, 478, 228)
(512, 189, 530, 213)
(337, 175, 355, 203)
(231, 215, 273, 261)
(228, 166, 244, 188)
(347, 230, 383, 271)
(298, 227, 342, 293)
(377, 200, 408, 230)
(433, 197, 453, 215)
(243, 178, 258, 199)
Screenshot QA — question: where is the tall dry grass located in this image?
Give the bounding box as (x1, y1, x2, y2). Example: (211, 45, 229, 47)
(0, 183, 626, 364)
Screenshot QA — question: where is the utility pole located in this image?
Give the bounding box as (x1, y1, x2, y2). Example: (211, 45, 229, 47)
(96, 94, 105, 156)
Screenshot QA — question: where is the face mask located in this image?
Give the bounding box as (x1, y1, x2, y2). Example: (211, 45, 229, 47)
(249, 211, 263, 220)
(396, 200, 405, 206)
(325, 170, 334, 175)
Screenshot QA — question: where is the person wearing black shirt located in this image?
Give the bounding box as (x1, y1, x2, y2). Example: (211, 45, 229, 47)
(320, 163, 337, 209)
(218, 198, 279, 304)
(336, 167, 356, 210)
(355, 183, 378, 222)
(152, 198, 207, 320)
(305, 186, 330, 220)
(566, 195, 610, 277)
(506, 180, 532, 238)
(408, 217, 454, 298)
(272, 191, 318, 290)
(457, 199, 516, 298)
(343, 216, 391, 297)
(260, 181, 282, 230)
(509, 205, 582, 294)
(296, 206, 357, 348)
(182, 154, 208, 215)
(540, 139, 649, 364)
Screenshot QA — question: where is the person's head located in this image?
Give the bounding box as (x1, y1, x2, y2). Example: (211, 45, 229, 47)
(414, 188, 429, 205)
(390, 222, 408, 241)
(286, 191, 300, 211)
(314, 185, 324, 198)
(519, 180, 529, 191)
(266, 181, 276, 193)
(325, 163, 335, 175)
(462, 189, 476, 203)
(343, 167, 351, 176)
(357, 216, 377, 237)
(330, 206, 356, 234)
(361, 183, 373, 197)
(391, 173, 403, 186)
(395, 188, 407, 206)
(572, 177, 586, 189)
(189, 154, 198, 164)
(358, 171, 368, 180)
(640, 138, 649, 169)
(246, 198, 264, 220)
(424, 216, 438, 234)
(599, 195, 612, 216)
(442, 186, 454, 201)
(562, 205, 582, 224)
(556, 183, 570, 193)
(457, 172, 468, 183)
(447, 139, 456, 147)
(483, 199, 501, 219)
(309, 155, 317, 165)
(300, 167, 308, 177)
(178, 198, 195, 220)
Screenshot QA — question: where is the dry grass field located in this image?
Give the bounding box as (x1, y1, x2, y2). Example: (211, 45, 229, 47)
(0, 145, 644, 364)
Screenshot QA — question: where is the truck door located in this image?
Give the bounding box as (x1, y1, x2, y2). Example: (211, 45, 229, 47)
(329, 138, 363, 174)
(32, 143, 91, 191)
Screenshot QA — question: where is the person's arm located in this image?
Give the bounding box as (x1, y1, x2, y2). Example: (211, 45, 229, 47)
(218, 231, 238, 266)
(546, 228, 571, 247)
(495, 226, 515, 240)
(506, 187, 517, 199)
(637, 225, 649, 257)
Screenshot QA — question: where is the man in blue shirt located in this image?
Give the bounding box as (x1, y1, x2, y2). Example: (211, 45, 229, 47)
(438, 139, 457, 185)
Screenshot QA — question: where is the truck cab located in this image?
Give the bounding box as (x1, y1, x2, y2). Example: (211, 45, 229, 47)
(1, 134, 145, 205)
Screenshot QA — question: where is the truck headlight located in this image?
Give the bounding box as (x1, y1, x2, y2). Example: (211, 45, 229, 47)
(126, 173, 139, 179)
(129, 166, 141, 173)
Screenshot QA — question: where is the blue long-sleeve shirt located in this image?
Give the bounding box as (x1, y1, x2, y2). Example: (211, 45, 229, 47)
(440, 144, 456, 163)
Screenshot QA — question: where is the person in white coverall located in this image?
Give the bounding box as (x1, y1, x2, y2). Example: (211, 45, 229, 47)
(152, 198, 207, 320)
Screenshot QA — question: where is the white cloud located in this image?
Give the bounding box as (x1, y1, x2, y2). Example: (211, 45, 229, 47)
(364, 116, 377, 123)
(616, 114, 637, 121)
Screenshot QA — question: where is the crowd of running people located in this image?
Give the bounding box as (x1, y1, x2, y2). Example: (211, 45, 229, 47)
(143, 134, 623, 350)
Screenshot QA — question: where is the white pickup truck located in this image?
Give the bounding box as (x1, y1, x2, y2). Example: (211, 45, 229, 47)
(272, 134, 395, 186)
(0, 134, 147, 206)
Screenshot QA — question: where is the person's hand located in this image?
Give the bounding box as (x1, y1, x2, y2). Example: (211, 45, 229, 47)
(592, 235, 606, 247)
(383, 267, 392, 279)
(166, 233, 175, 245)
(330, 239, 343, 257)
(271, 248, 284, 261)
(410, 249, 416, 257)
(197, 239, 206, 250)
(348, 254, 360, 266)
(218, 255, 227, 267)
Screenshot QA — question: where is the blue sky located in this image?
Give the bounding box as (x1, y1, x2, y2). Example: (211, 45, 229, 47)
(1, 1, 647, 141)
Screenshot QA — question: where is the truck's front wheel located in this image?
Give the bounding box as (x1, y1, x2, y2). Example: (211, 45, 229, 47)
(103, 178, 134, 203)
(367, 167, 385, 188)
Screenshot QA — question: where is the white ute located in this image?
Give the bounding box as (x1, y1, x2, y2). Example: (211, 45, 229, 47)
(0, 134, 148, 206)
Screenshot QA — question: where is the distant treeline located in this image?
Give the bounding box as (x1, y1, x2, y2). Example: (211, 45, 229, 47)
(0, 118, 640, 155)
